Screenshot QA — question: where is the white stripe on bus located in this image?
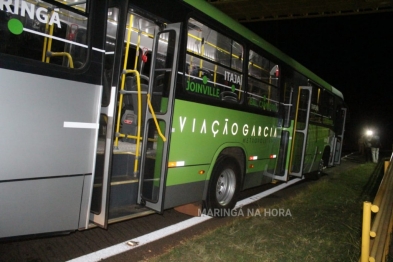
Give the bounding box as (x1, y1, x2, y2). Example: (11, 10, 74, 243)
(63, 122, 99, 129)
(23, 28, 106, 53)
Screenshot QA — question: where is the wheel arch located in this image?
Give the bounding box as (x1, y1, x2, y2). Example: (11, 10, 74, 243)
(202, 144, 246, 201)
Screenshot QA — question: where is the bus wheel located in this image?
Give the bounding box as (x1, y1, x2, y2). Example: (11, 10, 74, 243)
(206, 156, 240, 216)
(316, 159, 325, 178)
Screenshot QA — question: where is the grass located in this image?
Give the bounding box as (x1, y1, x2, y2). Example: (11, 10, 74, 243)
(150, 162, 381, 262)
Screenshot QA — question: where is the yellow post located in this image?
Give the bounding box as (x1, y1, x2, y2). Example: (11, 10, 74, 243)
(214, 64, 217, 86)
(42, 22, 50, 62)
(198, 40, 205, 78)
(384, 161, 389, 175)
(133, 70, 142, 176)
(288, 87, 302, 173)
(361, 201, 372, 262)
(45, 22, 55, 64)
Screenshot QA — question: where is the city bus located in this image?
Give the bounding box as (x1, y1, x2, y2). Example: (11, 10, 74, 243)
(0, 0, 346, 238)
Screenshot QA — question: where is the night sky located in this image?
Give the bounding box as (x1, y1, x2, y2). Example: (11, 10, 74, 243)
(245, 12, 393, 151)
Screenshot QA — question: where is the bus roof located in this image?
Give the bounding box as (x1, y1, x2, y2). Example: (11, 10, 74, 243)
(183, 0, 344, 100)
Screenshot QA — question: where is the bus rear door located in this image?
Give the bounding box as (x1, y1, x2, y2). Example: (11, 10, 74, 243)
(273, 86, 312, 181)
(289, 86, 312, 177)
(333, 107, 347, 165)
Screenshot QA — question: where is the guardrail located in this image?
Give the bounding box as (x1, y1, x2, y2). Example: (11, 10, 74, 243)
(360, 155, 393, 262)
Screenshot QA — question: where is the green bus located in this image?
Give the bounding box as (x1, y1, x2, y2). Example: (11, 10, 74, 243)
(0, 0, 346, 238)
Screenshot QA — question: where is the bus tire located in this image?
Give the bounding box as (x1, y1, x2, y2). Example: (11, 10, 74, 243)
(315, 148, 329, 179)
(206, 156, 240, 217)
(316, 159, 324, 179)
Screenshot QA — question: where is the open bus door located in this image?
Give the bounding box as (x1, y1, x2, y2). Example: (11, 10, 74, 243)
(274, 86, 312, 181)
(333, 107, 347, 165)
(89, 12, 181, 227)
(89, 96, 115, 228)
(289, 86, 312, 177)
(137, 23, 181, 212)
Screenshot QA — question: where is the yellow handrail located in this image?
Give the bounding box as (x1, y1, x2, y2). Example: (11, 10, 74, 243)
(46, 51, 74, 68)
(360, 159, 393, 262)
(120, 70, 167, 175)
(147, 94, 166, 142)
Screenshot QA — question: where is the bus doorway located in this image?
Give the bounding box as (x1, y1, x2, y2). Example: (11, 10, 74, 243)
(332, 107, 347, 165)
(90, 8, 181, 227)
(289, 86, 312, 177)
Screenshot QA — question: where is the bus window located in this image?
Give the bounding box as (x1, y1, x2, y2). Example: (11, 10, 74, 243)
(319, 91, 334, 126)
(54, 0, 87, 12)
(186, 18, 244, 103)
(247, 50, 279, 112)
(101, 7, 118, 107)
(247, 77, 278, 112)
(248, 50, 279, 85)
(0, 0, 88, 69)
(309, 86, 321, 123)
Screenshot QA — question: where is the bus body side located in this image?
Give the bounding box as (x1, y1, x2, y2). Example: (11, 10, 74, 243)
(0, 0, 346, 239)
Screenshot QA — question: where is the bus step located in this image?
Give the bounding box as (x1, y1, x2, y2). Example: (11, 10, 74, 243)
(108, 204, 154, 222)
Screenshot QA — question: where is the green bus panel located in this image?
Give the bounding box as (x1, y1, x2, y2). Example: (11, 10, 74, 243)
(166, 164, 210, 186)
(168, 99, 281, 181)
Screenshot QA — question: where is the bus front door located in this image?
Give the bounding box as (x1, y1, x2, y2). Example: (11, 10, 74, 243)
(137, 23, 181, 212)
(289, 86, 312, 177)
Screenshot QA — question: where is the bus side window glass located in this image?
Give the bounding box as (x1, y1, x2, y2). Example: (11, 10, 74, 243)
(247, 78, 278, 112)
(309, 86, 321, 122)
(247, 50, 279, 112)
(319, 91, 334, 125)
(0, 1, 88, 69)
(101, 7, 118, 107)
(334, 102, 344, 134)
(186, 18, 244, 104)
